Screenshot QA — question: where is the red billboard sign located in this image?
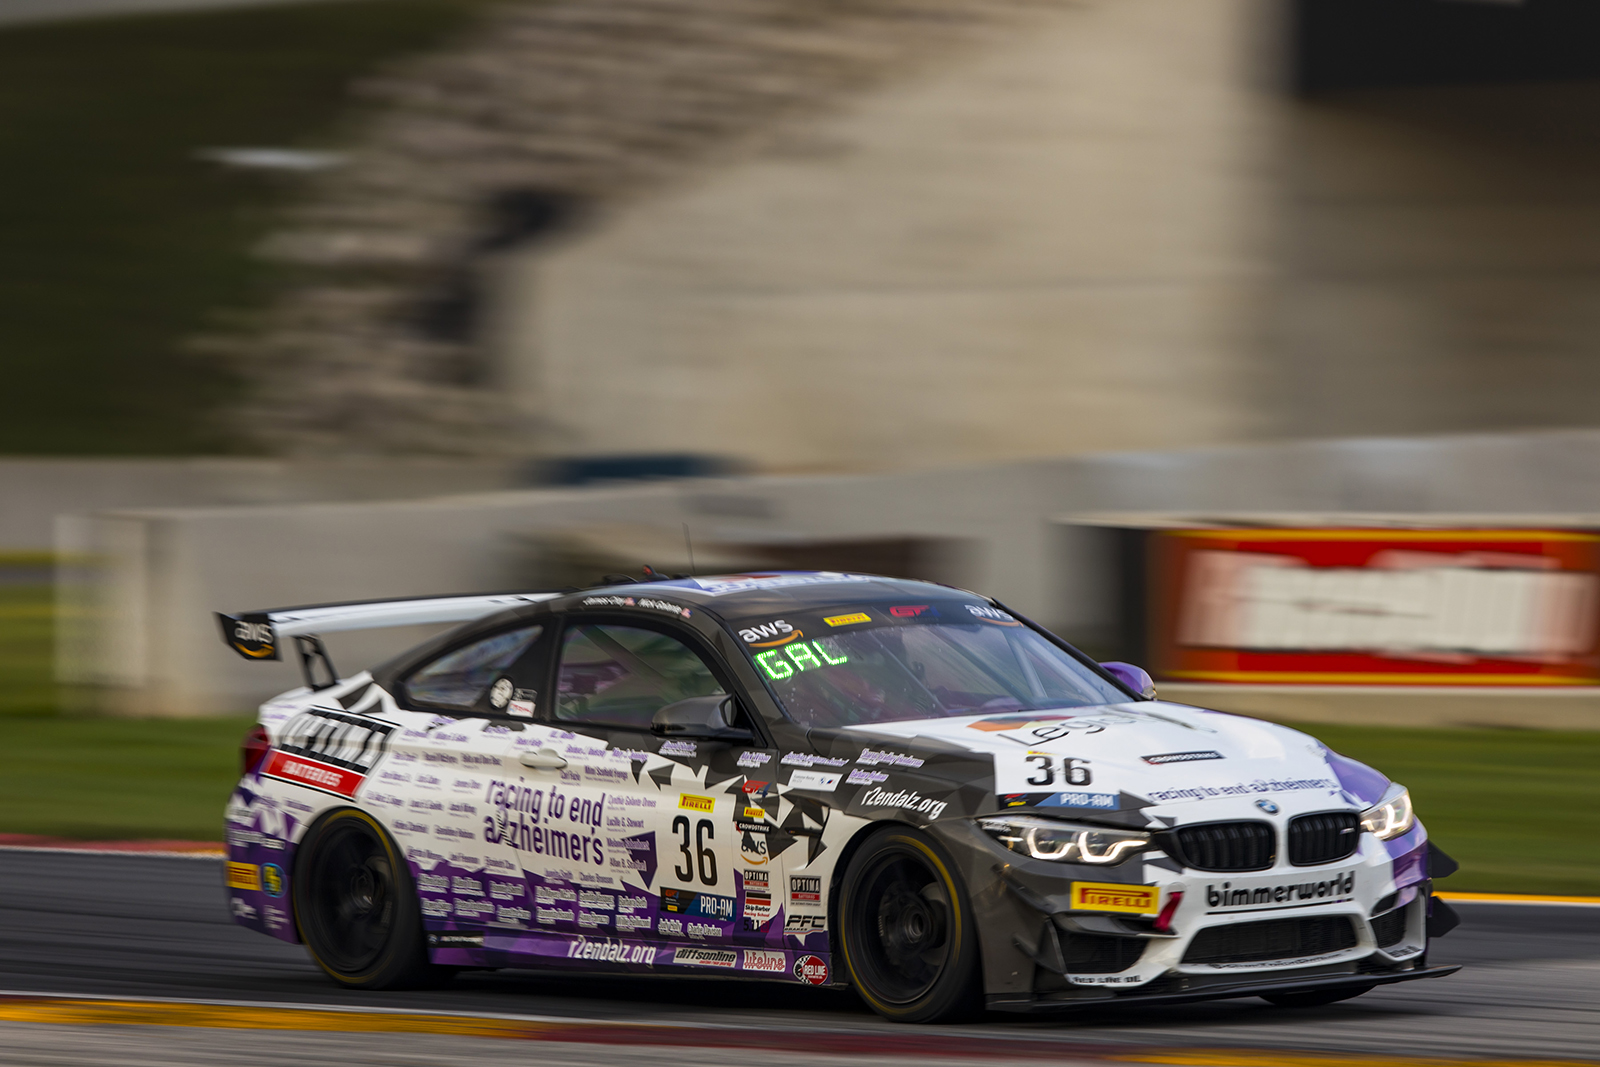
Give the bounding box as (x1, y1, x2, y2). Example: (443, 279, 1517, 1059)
(1149, 529, 1600, 685)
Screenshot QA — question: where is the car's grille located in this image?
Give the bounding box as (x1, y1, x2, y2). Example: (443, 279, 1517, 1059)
(1289, 812, 1361, 866)
(1062, 932, 1146, 974)
(1183, 916, 1358, 965)
(1172, 822, 1276, 871)
(1370, 908, 1407, 948)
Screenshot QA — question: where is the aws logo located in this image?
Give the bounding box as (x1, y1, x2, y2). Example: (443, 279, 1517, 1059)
(739, 619, 801, 647)
(232, 621, 275, 657)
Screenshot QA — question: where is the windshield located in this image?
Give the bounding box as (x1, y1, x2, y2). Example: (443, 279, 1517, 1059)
(731, 602, 1128, 728)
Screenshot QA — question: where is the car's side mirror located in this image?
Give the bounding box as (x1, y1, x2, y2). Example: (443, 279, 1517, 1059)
(1100, 661, 1157, 700)
(651, 694, 753, 742)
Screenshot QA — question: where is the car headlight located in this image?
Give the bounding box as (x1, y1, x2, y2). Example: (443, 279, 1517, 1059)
(979, 815, 1150, 865)
(1360, 784, 1415, 841)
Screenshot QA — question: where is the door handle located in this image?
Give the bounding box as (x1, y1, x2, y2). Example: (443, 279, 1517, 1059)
(518, 748, 568, 770)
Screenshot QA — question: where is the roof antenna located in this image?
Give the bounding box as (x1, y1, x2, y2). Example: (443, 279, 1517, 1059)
(682, 523, 697, 576)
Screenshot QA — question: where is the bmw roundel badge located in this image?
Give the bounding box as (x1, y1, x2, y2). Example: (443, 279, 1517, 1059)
(1255, 799, 1280, 814)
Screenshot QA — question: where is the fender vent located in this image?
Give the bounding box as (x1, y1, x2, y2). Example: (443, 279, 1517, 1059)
(1172, 822, 1276, 872)
(1289, 812, 1361, 866)
(1183, 916, 1358, 965)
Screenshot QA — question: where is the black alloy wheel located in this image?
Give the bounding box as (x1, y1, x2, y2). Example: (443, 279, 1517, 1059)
(293, 808, 444, 988)
(1261, 984, 1374, 1008)
(838, 826, 981, 1023)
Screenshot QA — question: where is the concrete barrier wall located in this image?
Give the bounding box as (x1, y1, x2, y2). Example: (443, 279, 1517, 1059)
(59, 428, 1600, 717)
(0, 458, 523, 553)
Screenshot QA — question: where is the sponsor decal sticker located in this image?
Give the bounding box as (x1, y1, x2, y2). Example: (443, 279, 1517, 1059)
(743, 949, 786, 973)
(823, 612, 871, 627)
(739, 620, 801, 647)
(262, 750, 365, 798)
(660, 740, 697, 757)
(736, 751, 771, 768)
(1046, 791, 1119, 811)
(680, 794, 715, 813)
(225, 862, 261, 891)
(261, 863, 286, 898)
(1206, 871, 1356, 911)
(888, 605, 931, 618)
(1143, 750, 1224, 765)
(965, 604, 1020, 626)
(581, 595, 692, 618)
(787, 770, 841, 792)
(793, 954, 829, 985)
(789, 876, 822, 906)
(1070, 882, 1160, 915)
(786, 914, 827, 933)
(854, 748, 924, 769)
(861, 786, 947, 819)
(743, 806, 767, 820)
(845, 768, 887, 785)
(674, 946, 738, 968)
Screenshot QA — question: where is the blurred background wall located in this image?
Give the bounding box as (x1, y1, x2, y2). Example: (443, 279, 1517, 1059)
(12, 0, 1600, 721)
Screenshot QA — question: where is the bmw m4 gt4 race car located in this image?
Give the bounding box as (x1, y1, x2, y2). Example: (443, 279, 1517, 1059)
(219, 571, 1459, 1022)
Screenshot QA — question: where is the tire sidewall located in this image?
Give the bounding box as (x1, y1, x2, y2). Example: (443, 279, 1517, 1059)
(292, 806, 432, 988)
(837, 824, 982, 1023)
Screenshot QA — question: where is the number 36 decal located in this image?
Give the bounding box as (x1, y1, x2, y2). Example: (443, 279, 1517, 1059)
(1024, 754, 1091, 787)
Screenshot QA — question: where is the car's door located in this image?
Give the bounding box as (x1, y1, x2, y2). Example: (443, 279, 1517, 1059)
(384, 621, 550, 957)
(540, 611, 785, 972)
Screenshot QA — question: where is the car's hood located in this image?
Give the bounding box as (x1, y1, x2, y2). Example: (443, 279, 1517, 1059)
(843, 701, 1385, 810)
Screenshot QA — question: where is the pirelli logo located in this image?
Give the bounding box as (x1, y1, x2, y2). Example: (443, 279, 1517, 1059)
(1070, 881, 1159, 915)
(679, 794, 715, 813)
(226, 862, 261, 891)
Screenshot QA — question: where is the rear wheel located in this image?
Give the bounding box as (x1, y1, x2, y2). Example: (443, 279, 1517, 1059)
(837, 826, 982, 1023)
(292, 808, 445, 989)
(1262, 985, 1374, 1008)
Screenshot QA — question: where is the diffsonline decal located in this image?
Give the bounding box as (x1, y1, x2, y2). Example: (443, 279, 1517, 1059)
(674, 946, 737, 968)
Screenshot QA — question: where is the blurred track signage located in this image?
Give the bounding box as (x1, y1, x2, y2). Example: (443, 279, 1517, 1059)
(1149, 529, 1600, 686)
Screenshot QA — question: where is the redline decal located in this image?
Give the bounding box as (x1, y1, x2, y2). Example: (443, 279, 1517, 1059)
(261, 749, 364, 798)
(794, 954, 829, 985)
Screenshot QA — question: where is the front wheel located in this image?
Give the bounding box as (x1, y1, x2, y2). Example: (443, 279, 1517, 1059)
(837, 825, 982, 1023)
(292, 808, 445, 989)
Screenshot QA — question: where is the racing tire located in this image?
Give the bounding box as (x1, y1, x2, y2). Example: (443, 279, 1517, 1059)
(837, 825, 983, 1024)
(1261, 985, 1374, 1008)
(292, 808, 447, 989)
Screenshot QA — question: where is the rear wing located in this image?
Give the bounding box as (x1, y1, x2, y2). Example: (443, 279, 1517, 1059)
(216, 592, 561, 688)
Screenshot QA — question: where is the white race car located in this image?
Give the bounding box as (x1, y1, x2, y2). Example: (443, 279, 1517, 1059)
(219, 571, 1459, 1022)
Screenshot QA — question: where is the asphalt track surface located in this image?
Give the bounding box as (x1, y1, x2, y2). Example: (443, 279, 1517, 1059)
(1, 851, 1597, 1066)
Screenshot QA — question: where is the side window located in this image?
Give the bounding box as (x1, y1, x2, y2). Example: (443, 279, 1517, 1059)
(556, 623, 723, 729)
(405, 625, 542, 712)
